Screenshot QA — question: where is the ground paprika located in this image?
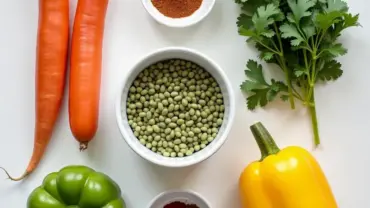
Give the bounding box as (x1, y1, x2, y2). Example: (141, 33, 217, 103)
(151, 0, 203, 18)
(163, 201, 200, 208)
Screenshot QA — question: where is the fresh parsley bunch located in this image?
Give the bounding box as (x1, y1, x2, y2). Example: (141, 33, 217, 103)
(235, 0, 360, 146)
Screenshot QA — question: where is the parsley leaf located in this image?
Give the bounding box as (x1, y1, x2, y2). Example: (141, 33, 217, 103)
(247, 88, 269, 109)
(302, 23, 316, 39)
(319, 43, 347, 57)
(315, 11, 343, 31)
(317, 60, 343, 81)
(280, 24, 305, 46)
(294, 67, 308, 77)
(241, 60, 289, 110)
(238, 0, 281, 14)
(325, 0, 348, 12)
(244, 60, 268, 85)
(252, 4, 282, 37)
(342, 13, 361, 29)
(280, 94, 290, 101)
(287, 0, 317, 23)
(260, 51, 275, 61)
(237, 13, 253, 28)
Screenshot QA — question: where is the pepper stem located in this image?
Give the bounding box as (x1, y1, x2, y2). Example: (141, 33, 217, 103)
(250, 122, 280, 161)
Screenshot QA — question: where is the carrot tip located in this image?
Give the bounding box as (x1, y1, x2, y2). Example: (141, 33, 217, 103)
(79, 142, 89, 151)
(0, 167, 29, 181)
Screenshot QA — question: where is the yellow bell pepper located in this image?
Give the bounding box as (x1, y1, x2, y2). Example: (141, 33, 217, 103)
(239, 122, 338, 208)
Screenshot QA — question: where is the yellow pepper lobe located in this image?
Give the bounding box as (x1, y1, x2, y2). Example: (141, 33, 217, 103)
(239, 162, 273, 208)
(239, 122, 338, 208)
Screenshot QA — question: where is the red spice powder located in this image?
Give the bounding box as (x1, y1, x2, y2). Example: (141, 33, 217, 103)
(163, 201, 200, 208)
(151, 0, 203, 18)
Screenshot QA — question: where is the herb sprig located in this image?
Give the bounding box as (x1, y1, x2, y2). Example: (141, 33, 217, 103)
(236, 0, 360, 146)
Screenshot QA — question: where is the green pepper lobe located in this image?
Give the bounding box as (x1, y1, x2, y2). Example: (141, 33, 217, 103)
(27, 165, 125, 208)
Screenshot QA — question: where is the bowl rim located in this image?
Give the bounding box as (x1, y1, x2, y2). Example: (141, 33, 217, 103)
(115, 46, 235, 168)
(140, 0, 216, 28)
(146, 189, 212, 208)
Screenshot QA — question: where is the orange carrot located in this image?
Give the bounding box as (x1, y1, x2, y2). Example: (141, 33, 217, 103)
(1, 0, 69, 181)
(69, 0, 109, 150)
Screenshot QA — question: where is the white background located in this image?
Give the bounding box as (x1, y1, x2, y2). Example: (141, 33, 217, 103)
(0, 0, 369, 207)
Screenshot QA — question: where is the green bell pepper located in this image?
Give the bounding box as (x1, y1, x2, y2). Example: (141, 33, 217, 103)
(27, 165, 126, 208)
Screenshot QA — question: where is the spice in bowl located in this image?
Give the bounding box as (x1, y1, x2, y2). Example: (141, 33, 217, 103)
(164, 201, 199, 208)
(151, 0, 203, 18)
(126, 58, 225, 158)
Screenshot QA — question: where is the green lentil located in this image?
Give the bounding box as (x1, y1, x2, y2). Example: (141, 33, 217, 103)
(179, 144, 187, 149)
(186, 120, 194, 127)
(174, 145, 180, 152)
(201, 133, 208, 140)
(193, 127, 201, 134)
(169, 122, 177, 128)
(168, 141, 174, 148)
(177, 119, 184, 125)
(174, 139, 181, 145)
(163, 152, 170, 157)
(146, 126, 153, 133)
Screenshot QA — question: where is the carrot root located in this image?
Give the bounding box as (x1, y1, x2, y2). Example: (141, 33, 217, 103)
(79, 142, 89, 151)
(0, 167, 29, 181)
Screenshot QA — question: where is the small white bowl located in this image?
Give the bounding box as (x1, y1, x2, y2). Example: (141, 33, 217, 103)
(141, 0, 216, 28)
(115, 47, 235, 168)
(147, 189, 211, 208)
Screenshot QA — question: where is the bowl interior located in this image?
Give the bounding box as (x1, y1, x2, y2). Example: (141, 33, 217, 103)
(148, 190, 211, 208)
(142, 0, 215, 27)
(116, 48, 234, 167)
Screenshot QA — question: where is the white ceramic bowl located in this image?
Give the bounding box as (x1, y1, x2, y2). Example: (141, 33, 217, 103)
(141, 0, 215, 28)
(115, 47, 235, 168)
(147, 189, 211, 208)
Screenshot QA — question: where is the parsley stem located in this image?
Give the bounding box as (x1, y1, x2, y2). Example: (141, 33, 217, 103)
(306, 49, 318, 101)
(292, 87, 302, 99)
(273, 23, 295, 109)
(310, 37, 316, 50)
(316, 50, 326, 59)
(280, 57, 295, 109)
(315, 29, 321, 47)
(300, 46, 313, 53)
(257, 40, 280, 55)
(274, 23, 284, 53)
(293, 93, 304, 101)
(303, 50, 310, 83)
(309, 89, 320, 146)
(316, 29, 327, 48)
(270, 39, 280, 52)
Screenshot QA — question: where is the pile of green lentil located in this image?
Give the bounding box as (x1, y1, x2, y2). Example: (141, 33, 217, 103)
(125, 58, 225, 158)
